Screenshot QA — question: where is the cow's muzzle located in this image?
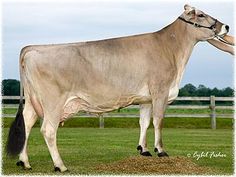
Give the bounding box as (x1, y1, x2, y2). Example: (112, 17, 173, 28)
(218, 24, 230, 37)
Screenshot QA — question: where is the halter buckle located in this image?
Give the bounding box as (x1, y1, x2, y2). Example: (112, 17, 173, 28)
(193, 23, 199, 27)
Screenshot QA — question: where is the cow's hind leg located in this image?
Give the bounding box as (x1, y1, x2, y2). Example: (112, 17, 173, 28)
(18, 100, 38, 169)
(137, 104, 152, 156)
(40, 118, 67, 172)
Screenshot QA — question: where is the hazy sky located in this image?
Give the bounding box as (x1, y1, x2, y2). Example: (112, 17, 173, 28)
(2, 0, 235, 88)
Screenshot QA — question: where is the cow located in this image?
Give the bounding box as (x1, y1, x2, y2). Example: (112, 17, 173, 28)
(6, 4, 234, 172)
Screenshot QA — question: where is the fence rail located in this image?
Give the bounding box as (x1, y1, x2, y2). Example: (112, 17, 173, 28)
(2, 96, 234, 129)
(2, 96, 234, 101)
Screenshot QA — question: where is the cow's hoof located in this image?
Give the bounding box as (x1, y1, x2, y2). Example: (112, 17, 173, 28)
(154, 148, 169, 157)
(137, 145, 152, 156)
(54, 167, 61, 172)
(16, 161, 24, 167)
(137, 145, 143, 154)
(141, 151, 152, 156)
(24, 167, 32, 170)
(16, 161, 32, 170)
(54, 166, 68, 172)
(158, 151, 169, 157)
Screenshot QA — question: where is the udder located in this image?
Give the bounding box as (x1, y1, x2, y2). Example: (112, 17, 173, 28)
(168, 86, 179, 104)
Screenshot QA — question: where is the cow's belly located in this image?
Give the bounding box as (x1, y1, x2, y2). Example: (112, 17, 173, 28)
(61, 84, 151, 122)
(60, 84, 179, 122)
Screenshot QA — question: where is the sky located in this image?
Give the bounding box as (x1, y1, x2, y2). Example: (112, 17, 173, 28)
(2, 0, 235, 89)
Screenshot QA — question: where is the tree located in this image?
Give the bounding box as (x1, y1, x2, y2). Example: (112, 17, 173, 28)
(180, 83, 196, 96)
(221, 87, 234, 97)
(211, 87, 220, 96)
(196, 84, 211, 96)
(2, 79, 20, 96)
(178, 89, 189, 96)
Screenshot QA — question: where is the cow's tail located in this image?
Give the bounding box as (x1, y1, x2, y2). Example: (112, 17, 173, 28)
(6, 58, 26, 156)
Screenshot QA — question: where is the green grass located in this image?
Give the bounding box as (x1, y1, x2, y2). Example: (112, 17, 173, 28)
(2, 116, 233, 129)
(2, 128, 233, 175)
(3, 117, 233, 129)
(3, 108, 17, 114)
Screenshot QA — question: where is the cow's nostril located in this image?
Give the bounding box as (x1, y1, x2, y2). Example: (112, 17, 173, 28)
(225, 25, 229, 32)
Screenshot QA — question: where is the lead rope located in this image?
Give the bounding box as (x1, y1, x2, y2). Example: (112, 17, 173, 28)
(215, 35, 233, 46)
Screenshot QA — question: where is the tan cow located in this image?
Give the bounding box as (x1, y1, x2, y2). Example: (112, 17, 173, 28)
(6, 4, 234, 172)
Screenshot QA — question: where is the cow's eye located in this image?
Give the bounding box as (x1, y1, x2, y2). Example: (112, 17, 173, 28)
(198, 14, 205, 18)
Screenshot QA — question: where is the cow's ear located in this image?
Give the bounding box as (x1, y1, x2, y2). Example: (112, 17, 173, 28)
(184, 4, 196, 18)
(184, 4, 192, 10)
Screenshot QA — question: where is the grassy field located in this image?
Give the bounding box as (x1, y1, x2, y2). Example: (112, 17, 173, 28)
(3, 116, 233, 129)
(2, 128, 233, 175)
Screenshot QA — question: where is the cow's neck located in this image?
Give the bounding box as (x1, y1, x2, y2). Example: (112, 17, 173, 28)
(156, 18, 198, 84)
(154, 18, 199, 101)
(157, 18, 198, 70)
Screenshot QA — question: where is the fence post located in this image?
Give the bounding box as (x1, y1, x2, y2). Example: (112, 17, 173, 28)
(210, 96, 216, 129)
(99, 115, 104, 128)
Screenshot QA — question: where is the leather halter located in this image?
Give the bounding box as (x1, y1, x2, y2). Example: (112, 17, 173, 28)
(178, 16, 232, 45)
(178, 16, 217, 32)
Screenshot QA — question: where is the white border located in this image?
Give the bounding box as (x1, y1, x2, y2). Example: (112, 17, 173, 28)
(1, 0, 235, 177)
(0, 0, 3, 175)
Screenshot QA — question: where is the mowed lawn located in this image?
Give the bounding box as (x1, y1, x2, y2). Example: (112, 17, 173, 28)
(2, 127, 233, 175)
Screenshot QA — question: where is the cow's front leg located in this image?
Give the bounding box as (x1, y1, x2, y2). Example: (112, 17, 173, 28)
(152, 96, 169, 157)
(137, 104, 152, 156)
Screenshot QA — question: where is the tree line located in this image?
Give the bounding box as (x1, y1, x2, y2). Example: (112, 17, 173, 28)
(178, 83, 234, 97)
(1, 79, 234, 97)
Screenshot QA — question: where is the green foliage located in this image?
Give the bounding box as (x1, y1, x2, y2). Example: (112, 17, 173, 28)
(2, 79, 21, 104)
(177, 83, 234, 105)
(179, 83, 197, 96)
(179, 83, 234, 97)
(196, 85, 211, 96)
(220, 87, 234, 97)
(2, 79, 20, 96)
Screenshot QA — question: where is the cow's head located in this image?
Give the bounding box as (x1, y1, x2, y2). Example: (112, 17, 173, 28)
(180, 4, 229, 41)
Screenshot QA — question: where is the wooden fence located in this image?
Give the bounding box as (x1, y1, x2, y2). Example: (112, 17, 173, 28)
(2, 96, 234, 129)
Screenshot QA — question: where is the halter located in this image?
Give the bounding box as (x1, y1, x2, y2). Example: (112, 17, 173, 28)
(178, 16, 232, 45)
(178, 16, 217, 32)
